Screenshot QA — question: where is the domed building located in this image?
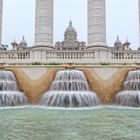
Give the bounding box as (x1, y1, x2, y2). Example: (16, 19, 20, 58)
(55, 21, 86, 51)
(114, 36, 123, 49)
(19, 36, 28, 48)
(11, 36, 28, 50)
(114, 36, 131, 51)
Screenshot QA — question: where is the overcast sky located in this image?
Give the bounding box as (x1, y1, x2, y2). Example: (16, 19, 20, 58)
(2, 0, 139, 49)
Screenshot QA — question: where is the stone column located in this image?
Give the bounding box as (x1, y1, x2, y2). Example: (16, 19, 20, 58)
(35, 0, 54, 49)
(138, 0, 140, 46)
(87, 0, 106, 49)
(0, 0, 3, 46)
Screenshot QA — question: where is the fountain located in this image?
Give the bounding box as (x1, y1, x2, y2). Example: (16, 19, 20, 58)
(0, 70, 28, 107)
(40, 70, 100, 107)
(116, 70, 140, 107)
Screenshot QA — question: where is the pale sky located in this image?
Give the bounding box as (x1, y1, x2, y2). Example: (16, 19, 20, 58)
(2, 0, 139, 49)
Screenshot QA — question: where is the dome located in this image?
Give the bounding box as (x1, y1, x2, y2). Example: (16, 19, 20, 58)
(19, 36, 27, 47)
(114, 36, 122, 47)
(64, 20, 77, 41)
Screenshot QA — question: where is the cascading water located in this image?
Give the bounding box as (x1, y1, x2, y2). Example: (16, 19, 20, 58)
(116, 70, 140, 107)
(40, 70, 100, 107)
(0, 70, 28, 107)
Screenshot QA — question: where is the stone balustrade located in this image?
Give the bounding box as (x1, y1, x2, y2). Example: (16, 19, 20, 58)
(0, 51, 31, 64)
(111, 50, 140, 64)
(46, 51, 95, 64)
(0, 49, 140, 64)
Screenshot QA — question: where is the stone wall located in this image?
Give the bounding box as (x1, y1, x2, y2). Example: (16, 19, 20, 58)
(6, 67, 58, 103)
(82, 67, 133, 103)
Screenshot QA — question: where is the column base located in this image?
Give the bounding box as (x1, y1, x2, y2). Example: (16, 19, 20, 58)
(86, 44, 108, 50)
(32, 44, 55, 50)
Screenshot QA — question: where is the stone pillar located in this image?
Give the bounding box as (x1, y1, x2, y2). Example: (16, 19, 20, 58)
(0, 0, 3, 46)
(35, 0, 54, 49)
(138, 0, 140, 46)
(87, 0, 106, 49)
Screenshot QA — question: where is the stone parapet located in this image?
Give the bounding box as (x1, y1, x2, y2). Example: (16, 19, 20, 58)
(0, 49, 140, 64)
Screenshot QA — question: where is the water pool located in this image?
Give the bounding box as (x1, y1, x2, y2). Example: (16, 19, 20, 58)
(0, 106, 140, 140)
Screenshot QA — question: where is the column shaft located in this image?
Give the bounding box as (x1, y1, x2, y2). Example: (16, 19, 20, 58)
(0, 0, 3, 45)
(138, 0, 140, 46)
(35, 0, 54, 48)
(87, 0, 106, 48)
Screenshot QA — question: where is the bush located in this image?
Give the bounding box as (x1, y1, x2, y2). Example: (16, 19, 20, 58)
(31, 62, 42, 65)
(47, 62, 59, 65)
(123, 63, 127, 65)
(100, 62, 110, 65)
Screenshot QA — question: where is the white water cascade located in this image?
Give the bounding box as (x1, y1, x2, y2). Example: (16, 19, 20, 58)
(40, 70, 100, 107)
(0, 70, 28, 107)
(116, 70, 140, 107)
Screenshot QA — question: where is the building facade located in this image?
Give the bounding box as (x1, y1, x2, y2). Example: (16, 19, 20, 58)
(0, 0, 140, 65)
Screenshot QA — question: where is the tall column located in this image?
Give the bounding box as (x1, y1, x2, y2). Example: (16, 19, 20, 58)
(0, 0, 3, 46)
(87, 0, 106, 49)
(35, 0, 54, 49)
(138, 0, 140, 47)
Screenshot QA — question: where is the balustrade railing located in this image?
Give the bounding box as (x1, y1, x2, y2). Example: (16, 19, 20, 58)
(0, 49, 140, 64)
(46, 51, 95, 64)
(111, 50, 140, 64)
(0, 50, 30, 64)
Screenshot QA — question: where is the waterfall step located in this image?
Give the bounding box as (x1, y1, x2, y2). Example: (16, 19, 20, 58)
(116, 70, 140, 107)
(40, 91, 100, 107)
(0, 91, 28, 107)
(40, 70, 100, 107)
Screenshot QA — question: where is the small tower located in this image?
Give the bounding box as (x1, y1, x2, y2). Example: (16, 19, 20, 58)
(11, 38, 18, 50)
(123, 39, 131, 50)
